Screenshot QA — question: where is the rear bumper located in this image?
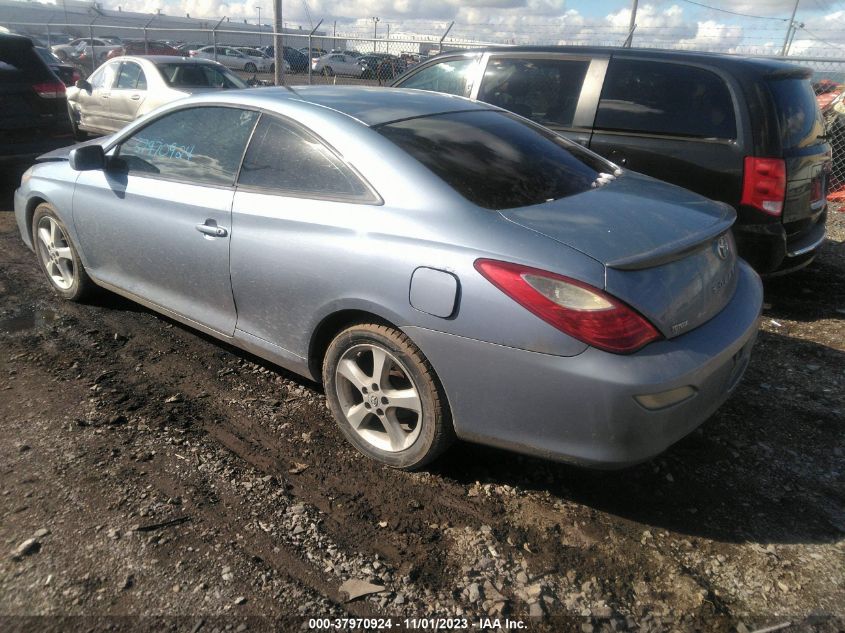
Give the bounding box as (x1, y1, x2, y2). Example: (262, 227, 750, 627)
(734, 207, 826, 275)
(404, 261, 763, 468)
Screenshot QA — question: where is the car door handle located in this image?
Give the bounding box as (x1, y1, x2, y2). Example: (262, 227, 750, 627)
(195, 222, 228, 238)
(130, 94, 140, 100)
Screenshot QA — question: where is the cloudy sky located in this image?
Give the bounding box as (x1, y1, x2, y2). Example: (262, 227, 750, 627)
(76, 0, 845, 54)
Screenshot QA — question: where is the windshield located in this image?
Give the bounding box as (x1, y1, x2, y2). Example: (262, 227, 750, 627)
(157, 63, 247, 89)
(377, 110, 613, 210)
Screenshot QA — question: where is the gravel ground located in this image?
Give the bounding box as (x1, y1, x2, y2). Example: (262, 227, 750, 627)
(0, 179, 842, 633)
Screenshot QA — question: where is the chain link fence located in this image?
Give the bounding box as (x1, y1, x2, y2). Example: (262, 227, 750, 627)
(3, 18, 845, 200)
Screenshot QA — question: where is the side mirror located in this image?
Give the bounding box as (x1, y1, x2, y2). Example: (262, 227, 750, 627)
(75, 79, 92, 92)
(69, 145, 105, 171)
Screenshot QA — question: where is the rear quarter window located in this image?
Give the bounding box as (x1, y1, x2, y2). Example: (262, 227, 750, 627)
(595, 59, 737, 140)
(767, 78, 826, 149)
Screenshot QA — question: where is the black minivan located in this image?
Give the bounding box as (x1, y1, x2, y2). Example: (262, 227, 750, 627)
(392, 47, 832, 274)
(1, 33, 73, 175)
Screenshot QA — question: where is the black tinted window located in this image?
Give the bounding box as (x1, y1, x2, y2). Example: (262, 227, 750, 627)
(377, 110, 610, 210)
(158, 63, 246, 88)
(596, 59, 736, 139)
(397, 57, 477, 97)
(768, 78, 825, 149)
(239, 116, 373, 201)
(118, 106, 259, 186)
(0, 39, 52, 81)
(478, 57, 589, 127)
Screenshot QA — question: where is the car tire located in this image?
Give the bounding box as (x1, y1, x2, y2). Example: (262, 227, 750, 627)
(269, 63, 275, 73)
(323, 66, 334, 77)
(67, 104, 87, 141)
(323, 323, 455, 470)
(55, 50, 67, 61)
(31, 203, 96, 302)
(244, 62, 257, 73)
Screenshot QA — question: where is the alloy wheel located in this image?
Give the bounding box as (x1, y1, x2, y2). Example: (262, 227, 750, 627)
(335, 343, 423, 452)
(35, 215, 76, 290)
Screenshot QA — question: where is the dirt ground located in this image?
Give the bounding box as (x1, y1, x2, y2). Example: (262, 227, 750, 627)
(0, 177, 842, 633)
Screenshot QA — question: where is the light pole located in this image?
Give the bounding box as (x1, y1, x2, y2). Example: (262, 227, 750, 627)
(257, 6, 262, 48)
(372, 16, 379, 53)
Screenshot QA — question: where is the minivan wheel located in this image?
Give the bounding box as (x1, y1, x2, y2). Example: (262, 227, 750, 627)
(323, 323, 454, 470)
(32, 204, 96, 302)
(244, 62, 257, 73)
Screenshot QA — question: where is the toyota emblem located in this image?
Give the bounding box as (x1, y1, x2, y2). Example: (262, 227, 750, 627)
(716, 235, 730, 260)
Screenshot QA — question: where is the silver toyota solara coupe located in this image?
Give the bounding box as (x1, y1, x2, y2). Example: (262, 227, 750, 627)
(14, 86, 763, 470)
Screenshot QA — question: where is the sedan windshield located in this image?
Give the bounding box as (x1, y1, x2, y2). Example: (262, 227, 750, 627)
(376, 110, 613, 210)
(157, 63, 247, 89)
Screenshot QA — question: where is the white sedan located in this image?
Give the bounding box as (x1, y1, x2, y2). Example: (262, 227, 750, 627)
(311, 53, 363, 77)
(66, 55, 248, 138)
(191, 46, 271, 73)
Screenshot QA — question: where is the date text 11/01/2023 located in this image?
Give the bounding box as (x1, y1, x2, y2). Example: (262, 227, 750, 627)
(307, 617, 529, 630)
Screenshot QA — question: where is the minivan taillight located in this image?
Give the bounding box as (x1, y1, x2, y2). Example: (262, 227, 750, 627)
(474, 259, 661, 354)
(741, 157, 786, 217)
(32, 81, 66, 98)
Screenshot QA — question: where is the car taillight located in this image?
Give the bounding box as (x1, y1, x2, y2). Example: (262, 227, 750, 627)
(189, 50, 198, 56)
(32, 81, 66, 98)
(474, 259, 661, 354)
(741, 157, 786, 216)
(71, 69, 81, 84)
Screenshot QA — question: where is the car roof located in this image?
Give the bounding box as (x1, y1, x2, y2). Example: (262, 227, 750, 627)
(434, 45, 812, 77)
(121, 55, 222, 65)
(183, 85, 495, 126)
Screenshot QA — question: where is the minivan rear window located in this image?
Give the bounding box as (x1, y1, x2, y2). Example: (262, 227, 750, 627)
(767, 78, 825, 149)
(376, 110, 610, 210)
(0, 39, 51, 81)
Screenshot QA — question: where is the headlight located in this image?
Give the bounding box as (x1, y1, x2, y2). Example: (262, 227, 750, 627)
(20, 166, 34, 187)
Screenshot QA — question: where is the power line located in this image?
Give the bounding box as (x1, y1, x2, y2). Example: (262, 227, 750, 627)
(795, 24, 845, 51)
(676, 0, 790, 21)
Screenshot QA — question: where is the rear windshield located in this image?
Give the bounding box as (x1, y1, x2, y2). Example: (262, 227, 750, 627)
(157, 63, 247, 89)
(0, 39, 52, 82)
(768, 78, 825, 149)
(376, 110, 610, 210)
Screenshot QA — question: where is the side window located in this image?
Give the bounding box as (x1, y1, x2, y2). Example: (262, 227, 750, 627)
(595, 59, 737, 139)
(238, 115, 374, 201)
(398, 57, 478, 98)
(478, 57, 590, 127)
(91, 62, 118, 89)
(136, 68, 147, 90)
(116, 62, 143, 90)
(117, 107, 259, 186)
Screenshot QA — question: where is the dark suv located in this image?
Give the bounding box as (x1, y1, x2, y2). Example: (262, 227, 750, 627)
(1, 33, 73, 175)
(393, 47, 832, 274)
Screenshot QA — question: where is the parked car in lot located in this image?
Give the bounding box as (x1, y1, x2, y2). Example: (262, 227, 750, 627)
(261, 45, 309, 73)
(1, 33, 73, 170)
(106, 40, 182, 59)
(234, 47, 289, 73)
(34, 46, 81, 86)
(15, 86, 762, 470)
(359, 54, 405, 81)
(394, 47, 832, 275)
(66, 56, 247, 138)
(312, 52, 364, 77)
(51, 37, 122, 63)
(191, 46, 270, 73)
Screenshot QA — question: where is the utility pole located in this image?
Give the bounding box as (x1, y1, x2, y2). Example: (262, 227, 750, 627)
(372, 16, 379, 53)
(257, 6, 261, 48)
(781, 0, 800, 56)
(333, 20, 336, 50)
(625, 0, 638, 48)
(386, 23, 389, 54)
(273, 0, 284, 85)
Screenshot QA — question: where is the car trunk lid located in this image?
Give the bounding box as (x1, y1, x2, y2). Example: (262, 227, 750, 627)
(499, 172, 739, 339)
